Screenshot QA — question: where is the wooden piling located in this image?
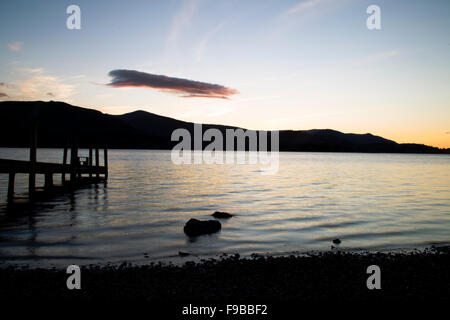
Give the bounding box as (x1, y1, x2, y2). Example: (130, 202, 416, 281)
(70, 142, 78, 184)
(45, 173, 53, 189)
(62, 145, 68, 183)
(104, 146, 108, 179)
(8, 172, 15, 201)
(89, 146, 93, 178)
(29, 120, 37, 198)
(95, 148, 100, 179)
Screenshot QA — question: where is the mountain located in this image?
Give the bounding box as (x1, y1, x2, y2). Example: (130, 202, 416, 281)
(0, 101, 448, 154)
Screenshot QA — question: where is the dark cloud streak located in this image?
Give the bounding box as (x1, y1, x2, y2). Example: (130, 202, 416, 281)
(107, 69, 238, 99)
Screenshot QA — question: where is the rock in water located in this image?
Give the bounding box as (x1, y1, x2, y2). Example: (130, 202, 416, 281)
(184, 218, 222, 237)
(212, 211, 233, 219)
(332, 238, 341, 244)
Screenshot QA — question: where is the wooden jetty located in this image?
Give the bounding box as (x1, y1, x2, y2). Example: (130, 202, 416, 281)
(0, 125, 108, 202)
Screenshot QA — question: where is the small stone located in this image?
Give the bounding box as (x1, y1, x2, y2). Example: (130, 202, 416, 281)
(332, 239, 341, 244)
(212, 211, 233, 218)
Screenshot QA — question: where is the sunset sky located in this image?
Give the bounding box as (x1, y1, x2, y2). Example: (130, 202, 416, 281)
(0, 0, 449, 148)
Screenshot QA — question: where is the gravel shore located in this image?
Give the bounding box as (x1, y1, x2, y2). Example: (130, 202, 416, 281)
(1, 246, 449, 302)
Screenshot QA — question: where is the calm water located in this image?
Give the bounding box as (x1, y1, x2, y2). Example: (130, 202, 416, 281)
(0, 148, 449, 267)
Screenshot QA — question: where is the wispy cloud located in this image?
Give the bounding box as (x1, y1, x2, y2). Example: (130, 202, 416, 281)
(285, 0, 330, 16)
(355, 50, 400, 66)
(166, 0, 198, 50)
(70, 74, 86, 79)
(195, 22, 224, 63)
(0, 68, 74, 101)
(20, 67, 45, 74)
(107, 69, 239, 99)
(0, 92, 8, 98)
(7, 41, 23, 52)
(270, 0, 350, 38)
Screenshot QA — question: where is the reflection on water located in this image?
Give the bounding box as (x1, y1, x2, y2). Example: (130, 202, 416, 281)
(0, 148, 449, 267)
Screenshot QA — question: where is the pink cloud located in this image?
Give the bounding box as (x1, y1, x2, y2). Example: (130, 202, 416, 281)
(108, 69, 239, 99)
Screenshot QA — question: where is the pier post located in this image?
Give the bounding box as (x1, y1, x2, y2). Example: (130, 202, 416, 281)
(89, 146, 93, 179)
(70, 142, 78, 184)
(104, 146, 108, 180)
(29, 120, 37, 198)
(95, 147, 100, 179)
(45, 173, 53, 189)
(8, 172, 15, 201)
(62, 145, 68, 184)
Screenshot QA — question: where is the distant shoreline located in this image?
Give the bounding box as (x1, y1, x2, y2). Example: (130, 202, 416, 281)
(1, 146, 449, 155)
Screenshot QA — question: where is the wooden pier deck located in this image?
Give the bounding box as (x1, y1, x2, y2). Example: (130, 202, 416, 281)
(0, 158, 107, 175)
(0, 130, 108, 202)
(0, 117, 108, 203)
(1, 144, 108, 203)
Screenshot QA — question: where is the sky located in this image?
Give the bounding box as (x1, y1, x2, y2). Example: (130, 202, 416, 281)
(0, 0, 449, 148)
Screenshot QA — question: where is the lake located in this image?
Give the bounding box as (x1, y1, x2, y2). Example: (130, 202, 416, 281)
(0, 148, 449, 267)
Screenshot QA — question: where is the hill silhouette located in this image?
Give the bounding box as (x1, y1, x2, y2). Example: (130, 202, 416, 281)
(0, 101, 448, 154)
